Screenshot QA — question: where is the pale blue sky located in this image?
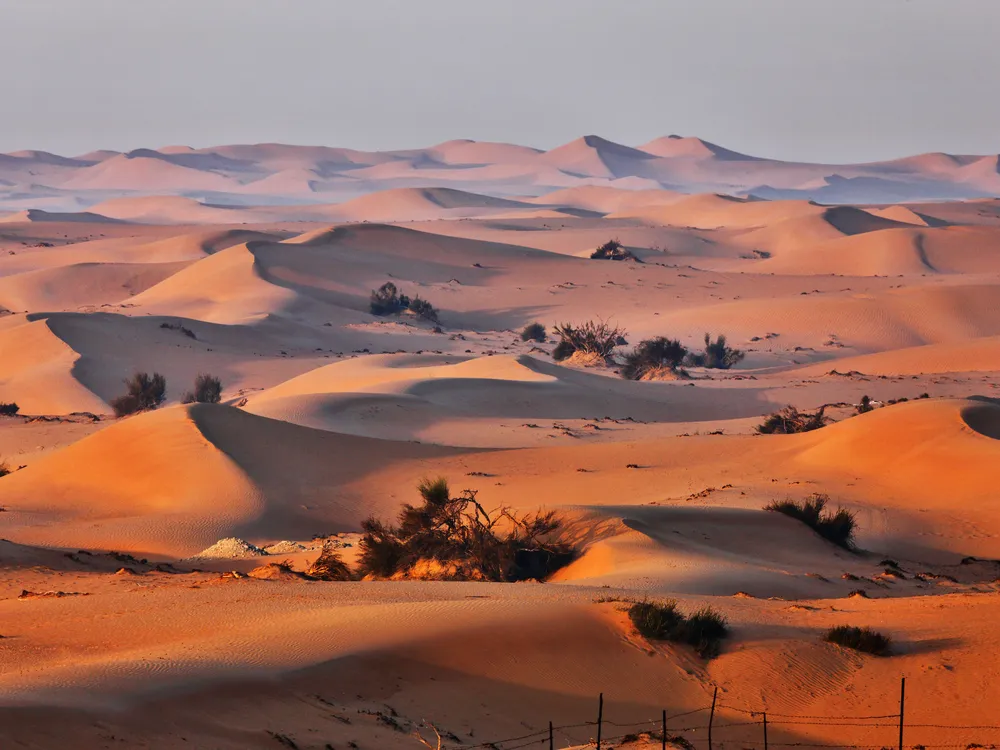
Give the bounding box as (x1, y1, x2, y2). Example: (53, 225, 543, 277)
(1, 0, 997, 162)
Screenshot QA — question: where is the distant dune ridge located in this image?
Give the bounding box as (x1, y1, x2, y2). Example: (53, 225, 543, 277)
(3, 135, 1000, 216)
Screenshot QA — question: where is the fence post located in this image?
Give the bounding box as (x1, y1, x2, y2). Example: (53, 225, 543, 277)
(763, 712, 768, 750)
(549, 721, 553, 750)
(596, 693, 603, 750)
(708, 687, 718, 750)
(898, 677, 905, 750)
(662, 708, 667, 750)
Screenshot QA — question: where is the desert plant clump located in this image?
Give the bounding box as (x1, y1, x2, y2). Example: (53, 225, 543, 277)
(621, 337, 689, 380)
(369, 281, 410, 316)
(407, 296, 440, 323)
(0, 459, 10, 478)
(590, 239, 640, 262)
(551, 320, 627, 362)
(824, 625, 891, 656)
(628, 600, 729, 658)
(857, 394, 874, 414)
(0, 402, 19, 417)
(183, 373, 223, 404)
(755, 405, 828, 434)
(305, 542, 353, 581)
(357, 478, 574, 582)
(685, 333, 745, 369)
(110, 372, 167, 417)
(520, 322, 547, 343)
(765, 494, 857, 549)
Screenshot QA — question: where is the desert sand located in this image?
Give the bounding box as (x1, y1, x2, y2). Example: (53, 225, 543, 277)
(3, 136, 1000, 750)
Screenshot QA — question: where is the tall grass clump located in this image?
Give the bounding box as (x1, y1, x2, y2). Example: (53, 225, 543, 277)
(621, 337, 688, 380)
(765, 494, 856, 549)
(686, 333, 745, 369)
(628, 600, 729, 658)
(551, 320, 626, 362)
(825, 625, 891, 656)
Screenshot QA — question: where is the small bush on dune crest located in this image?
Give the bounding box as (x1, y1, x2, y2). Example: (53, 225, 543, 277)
(590, 238, 640, 262)
(756, 405, 828, 434)
(621, 337, 688, 380)
(521, 322, 546, 343)
(765, 494, 857, 549)
(0, 459, 10, 478)
(183, 373, 223, 404)
(358, 478, 574, 582)
(628, 600, 729, 658)
(685, 333, 745, 369)
(551, 320, 626, 362)
(111, 372, 166, 417)
(825, 625, 891, 656)
(0, 402, 19, 417)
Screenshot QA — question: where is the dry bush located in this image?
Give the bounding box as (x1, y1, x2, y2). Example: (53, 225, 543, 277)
(621, 337, 688, 380)
(551, 320, 627, 362)
(590, 239, 639, 262)
(306, 542, 353, 581)
(825, 625, 891, 655)
(370, 281, 410, 316)
(756, 405, 828, 434)
(0, 402, 19, 417)
(183, 373, 223, 404)
(0, 459, 10, 478)
(520, 322, 546, 343)
(358, 478, 574, 582)
(628, 600, 729, 658)
(765, 494, 857, 549)
(408, 296, 439, 323)
(686, 333, 745, 369)
(111, 372, 166, 417)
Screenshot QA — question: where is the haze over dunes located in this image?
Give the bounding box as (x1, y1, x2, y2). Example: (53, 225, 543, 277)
(5, 136, 1000, 750)
(4, 136, 1000, 221)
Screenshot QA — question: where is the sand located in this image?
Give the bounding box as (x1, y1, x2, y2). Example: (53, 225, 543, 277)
(4, 138, 1000, 749)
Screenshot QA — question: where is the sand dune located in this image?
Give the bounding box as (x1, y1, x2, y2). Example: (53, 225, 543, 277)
(0, 208, 119, 224)
(7, 136, 1000, 749)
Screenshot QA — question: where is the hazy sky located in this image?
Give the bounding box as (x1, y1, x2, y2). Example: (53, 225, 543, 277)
(2, 0, 997, 162)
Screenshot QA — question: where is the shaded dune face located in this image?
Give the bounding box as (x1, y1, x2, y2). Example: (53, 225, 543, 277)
(6, 143, 1000, 750)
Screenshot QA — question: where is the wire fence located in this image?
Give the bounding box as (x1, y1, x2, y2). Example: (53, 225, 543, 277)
(414, 678, 1000, 750)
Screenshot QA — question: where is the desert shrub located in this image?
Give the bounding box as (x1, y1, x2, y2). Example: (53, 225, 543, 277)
(408, 296, 439, 323)
(0, 459, 10, 478)
(111, 372, 166, 417)
(551, 320, 627, 362)
(159, 321, 196, 339)
(591, 239, 639, 262)
(686, 333, 745, 369)
(306, 542, 353, 581)
(0, 402, 19, 417)
(621, 337, 689, 380)
(369, 282, 410, 316)
(765, 494, 856, 549)
(756, 406, 828, 434)
(857, 395, 874, 414)
(628, 600, 729, 658)
(183, 373, 223, 404)
(357, 478, 574, 582)
(521, 322, 546, 343)
(825, 625, 891, 656)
